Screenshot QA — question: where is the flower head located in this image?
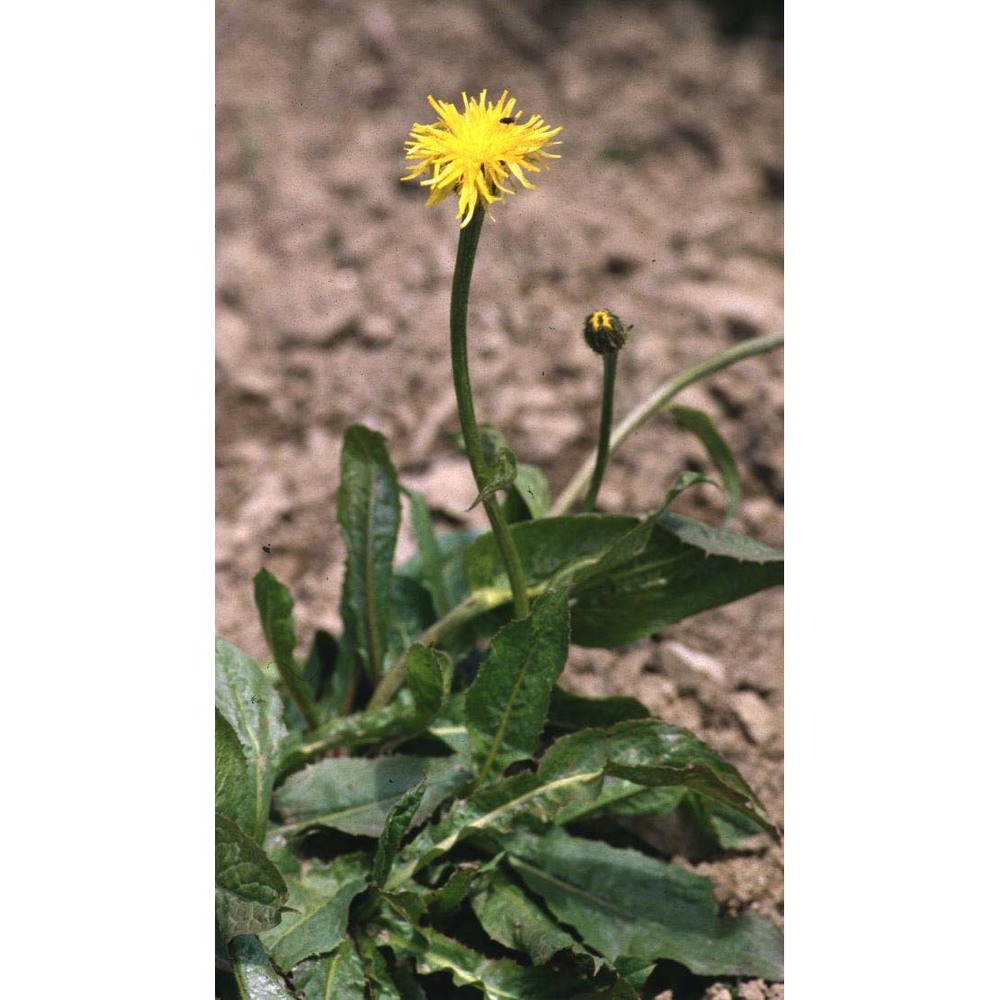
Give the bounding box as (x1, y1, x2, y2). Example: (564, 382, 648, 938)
(403, 90, 562, 227)
(583, 310, 629, 355)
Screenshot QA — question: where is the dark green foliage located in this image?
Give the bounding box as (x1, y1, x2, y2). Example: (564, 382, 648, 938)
(217, 390, 784, 996)
(338, 424, 402, 686)
(215, 814, 288, 940)
(459, 511, 782, 647)
(465, 588, 570, 785)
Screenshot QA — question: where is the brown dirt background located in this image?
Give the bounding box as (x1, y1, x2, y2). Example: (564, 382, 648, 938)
(216, 1, 783, 996)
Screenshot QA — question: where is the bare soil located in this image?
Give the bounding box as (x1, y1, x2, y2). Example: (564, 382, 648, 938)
(216, 2, 783, 996)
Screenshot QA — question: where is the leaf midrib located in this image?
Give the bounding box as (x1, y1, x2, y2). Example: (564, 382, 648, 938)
(475, 627, 545, 785)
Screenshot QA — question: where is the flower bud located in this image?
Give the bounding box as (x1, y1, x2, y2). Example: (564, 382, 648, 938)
(583, 310, 628, 355)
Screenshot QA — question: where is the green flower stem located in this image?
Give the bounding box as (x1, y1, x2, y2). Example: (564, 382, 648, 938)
(450, 205, 530, 620)
(551, 331, 784, 517)
(581, 352, 618, 512)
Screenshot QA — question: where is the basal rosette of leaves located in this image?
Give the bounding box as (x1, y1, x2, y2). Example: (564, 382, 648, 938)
(217, 91, 784, 999)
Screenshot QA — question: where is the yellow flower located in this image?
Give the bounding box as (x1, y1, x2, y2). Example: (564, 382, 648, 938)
(402, 90, 562, 227)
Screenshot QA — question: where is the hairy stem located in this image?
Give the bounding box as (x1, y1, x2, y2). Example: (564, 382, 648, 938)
(581, 352, 618, 512)
(450, 205, 530, 619)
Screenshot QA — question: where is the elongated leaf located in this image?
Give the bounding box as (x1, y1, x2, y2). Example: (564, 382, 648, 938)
(464, 515, 635, 593)
(292, 939, 366, 1000)
(388, 728, 611, 889)
(371, 779, 426, 891)
(338, 424, 401, 684)
(402, 643, 453, 719)
(216, 813, 288, 940)
(570, 513, 783, 647)
(281, 645, 452, 773)
(554, 779, 686, 827)
(378, 917, 607, 999)
(254, 569, 320, 727)
(275, 754, 469, 839)
(465, 588, 570, 785)
(426, 863, 483, 919)
(669, 405, 741, 523)
(388, 575, 436, 661)
(547, 687, 650, 731)
(403, 487, 452, 616)
(259, 854, 369, 972)
(461, 513, 781, 647)
(301, 628, 342, 711)
(427, 693, 470, 755)
(470, 867, 591, 966)
(568, 513, 658, 590)
(389, 719, 776, 889)
(601, 719, 777, 838)
(216, 708, 256, 838)
(397, 527, 481, 612)
(216, 639, 289, 842)
(684, 794, 770, 851)
(504, 827, 783, 979)
(656, 510, 780, 561)
(229, 934, 298, 999)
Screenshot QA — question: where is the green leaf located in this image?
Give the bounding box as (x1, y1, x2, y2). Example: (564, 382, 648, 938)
(566, 513, 657, 589)
(259, 854, 370, 972)
(228, 934, 298, 999)
(216, 639, 289, 842)
(662, 470, 718, 507)
(378, 917, 605, 999)
(403, 643, 453, 719)
(601, 719, 778, 839)
(547, 687, 650, 731)
(512, 462, 551, 519)
(610, 958, 656, 992)
(371, 779, 427, 891)
(465, 588, 570, 786)
(404, 487, 453, 616)
(302, 628, 341, 711)
(505, 827, 783, 979)
(338, 424, 402, 684)
(282, 645, 452, 772)
(469, 446, 517, 512)
(685, 794, 771, 851)
(426, 863, 483, 920)
(397, 527, 481, 614)
(216, 813, 288, 940)
(291, 939, 366, 1000)
(427, 693, 471, 755)
(460, 513, 781, 648)
(356, 933, 402, 1000)
(669, 405, 741, 523)
(216, 708, 257, 838)
(389, 720, 777, 888)
(274, 754, 470, 839)
(254, 569, 320, 727)
(554, 779, 686, 827)
(469, 867, 591, 966)
(656, 510, 781, 561)
(569, 512, 783, 647)
(463, 515, 635, 593)
(570, 982, 643, 1000)
(389, 575, 437, 661)
(388, 728, 610, 889)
